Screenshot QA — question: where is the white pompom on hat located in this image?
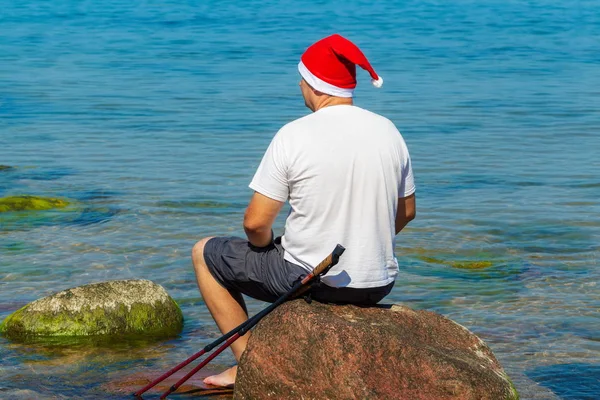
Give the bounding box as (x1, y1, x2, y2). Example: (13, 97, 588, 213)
(298, 34, 383, 98)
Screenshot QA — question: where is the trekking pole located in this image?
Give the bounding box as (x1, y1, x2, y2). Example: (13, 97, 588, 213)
(134, 244, 345, 398)
(133, 313, 249, 397)
(158, 244, 345, 399)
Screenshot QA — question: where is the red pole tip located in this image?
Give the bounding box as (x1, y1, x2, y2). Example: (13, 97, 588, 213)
(159, 386, 176, 399)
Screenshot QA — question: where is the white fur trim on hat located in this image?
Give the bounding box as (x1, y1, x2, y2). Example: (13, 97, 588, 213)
(372, 76, 383, 88)
(298, 61, 354, 98)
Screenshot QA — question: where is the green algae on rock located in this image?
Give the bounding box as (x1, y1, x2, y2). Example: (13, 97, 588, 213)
(0, 280, 183, 341)
(0, 165, 13, 171)
(419, 255, 494, 270)
(0, 195, 70, 213)
(452, 260, 494, 269)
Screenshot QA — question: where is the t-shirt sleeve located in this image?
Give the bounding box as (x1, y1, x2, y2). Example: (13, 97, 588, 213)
(249, 133, 289, 202)
(399, 147, 416, 198)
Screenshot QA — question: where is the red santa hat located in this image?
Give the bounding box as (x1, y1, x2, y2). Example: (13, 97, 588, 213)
(298, 34, 383, 98)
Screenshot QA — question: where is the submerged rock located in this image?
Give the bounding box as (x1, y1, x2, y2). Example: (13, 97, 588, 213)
(0, 280, 183, 341)
(0, 165, 13, 171)
(419, 255, 494, 270)
(235, 300, 518, 400)
(103, 369, 234, 398)
(452, 260, 494, 269)
(0, 195, 70, 213)
(0, 389, 54, 400)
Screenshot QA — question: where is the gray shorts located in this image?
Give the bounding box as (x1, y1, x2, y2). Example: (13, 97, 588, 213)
(203, 236, 394, 304)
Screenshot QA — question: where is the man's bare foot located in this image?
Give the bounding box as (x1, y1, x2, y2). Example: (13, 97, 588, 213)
(203, 365, 237, 388)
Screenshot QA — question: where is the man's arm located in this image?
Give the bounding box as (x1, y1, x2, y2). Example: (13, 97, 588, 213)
(395, 193, 416, 235)
(243, 192, 285, 247)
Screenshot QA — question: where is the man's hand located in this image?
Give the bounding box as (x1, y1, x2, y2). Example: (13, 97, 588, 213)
(244, 192, 285, 248)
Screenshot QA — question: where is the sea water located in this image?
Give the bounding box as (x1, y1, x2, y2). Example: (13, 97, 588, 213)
(1, 1, 599, 398)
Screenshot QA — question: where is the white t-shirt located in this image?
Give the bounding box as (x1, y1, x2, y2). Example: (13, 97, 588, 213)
(249, 105, 415, 289)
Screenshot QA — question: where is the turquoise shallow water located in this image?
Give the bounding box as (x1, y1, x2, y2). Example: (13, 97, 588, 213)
(1, 1, 599, 399)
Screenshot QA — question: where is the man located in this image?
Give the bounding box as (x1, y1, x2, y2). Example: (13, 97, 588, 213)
(192, 34, 416, 388)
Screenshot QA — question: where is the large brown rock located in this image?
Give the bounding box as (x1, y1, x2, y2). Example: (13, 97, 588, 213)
(235, 300, 518, 400)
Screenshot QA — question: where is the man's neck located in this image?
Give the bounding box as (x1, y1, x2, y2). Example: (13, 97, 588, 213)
(313, 96, 353, 111)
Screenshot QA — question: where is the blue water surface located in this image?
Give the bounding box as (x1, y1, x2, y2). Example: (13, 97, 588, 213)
(1, 1, 599, 399)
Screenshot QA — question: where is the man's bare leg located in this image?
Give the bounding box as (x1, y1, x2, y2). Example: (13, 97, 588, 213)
(192, 237, 250, 387)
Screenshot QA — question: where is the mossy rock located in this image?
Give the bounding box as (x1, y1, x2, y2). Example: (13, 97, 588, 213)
(451, 260, 494, 269)
(0, 195, 70, 213)
(0, 280, 183, 341)
(419, 255, 494, 270)
(0, 165, 13, 171)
